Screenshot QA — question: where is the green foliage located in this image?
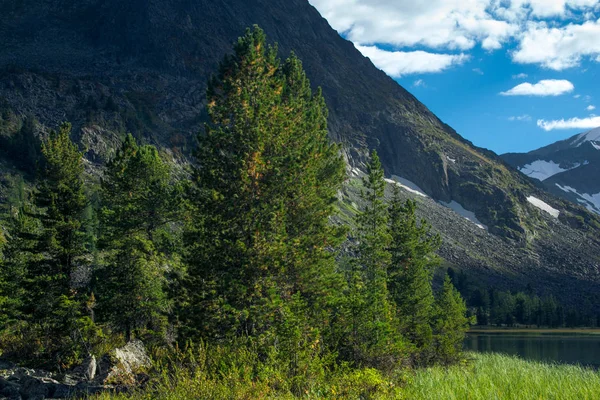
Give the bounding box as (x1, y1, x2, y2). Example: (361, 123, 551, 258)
(388, 189, 440, 365)
(0, 26, 475, 380)
(342, 151, 405, 369)
(450, 269, 586, 328)
(432, 275, 474, 365)
(182, 25, 346, 354)
(96, 134, 181, 341)
(0, 123, 96, 368)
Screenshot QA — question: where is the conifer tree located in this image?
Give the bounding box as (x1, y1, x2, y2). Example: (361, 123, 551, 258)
(432, 275, 473, 365)
(26, 122, 89, 319)
(96, 134, 180, 341)
(183, 25, 345, 352)
(344, 151, 403, 367)
(388, 188, 440, 365)
(0, 123, 95, 367)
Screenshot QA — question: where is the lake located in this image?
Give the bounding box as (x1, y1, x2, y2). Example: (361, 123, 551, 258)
(464, 330, 600, 368)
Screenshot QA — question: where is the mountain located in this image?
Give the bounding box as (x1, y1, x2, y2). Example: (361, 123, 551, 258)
(1, 0, 600, 309)
(503, 128, 600, 215)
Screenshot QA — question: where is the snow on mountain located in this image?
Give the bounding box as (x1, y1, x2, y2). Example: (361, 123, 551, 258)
(527, 196, 560, 218)
(385, 175, 428, 198)
(572, 127, 600, 147)
(518, 160, 579, 181)
(556, 184, 600, 214)
(439, 200, 487, 230)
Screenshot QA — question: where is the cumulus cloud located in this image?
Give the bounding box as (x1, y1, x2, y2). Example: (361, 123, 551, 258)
(512, 20, 600, 70)
(538, 116, 600, 130)
(500, 79, 575, 96)
(309, 0, 600, 70)
(588, 105, 596, 110)
(512, 73, 528, 79)
(309, 0, 519, 51)
(355, 45, 469, 77)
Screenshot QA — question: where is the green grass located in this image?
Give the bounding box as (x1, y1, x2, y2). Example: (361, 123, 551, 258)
(96, 352, 600, 399)
(404, 353, 600, 400)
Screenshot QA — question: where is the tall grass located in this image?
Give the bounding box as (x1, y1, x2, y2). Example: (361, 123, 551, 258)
(96, 352, 600, 399)
(405, 353, 600, 400)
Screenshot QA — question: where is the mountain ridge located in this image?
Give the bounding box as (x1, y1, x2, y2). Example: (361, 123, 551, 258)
(503, 127, 600, 214)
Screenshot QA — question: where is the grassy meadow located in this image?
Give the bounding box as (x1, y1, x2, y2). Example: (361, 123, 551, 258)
(96, 352, 600, 400)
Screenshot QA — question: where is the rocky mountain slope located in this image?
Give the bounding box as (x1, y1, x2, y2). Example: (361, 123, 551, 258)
(503, 128, 600, 215)
(1, 0, 600, 308)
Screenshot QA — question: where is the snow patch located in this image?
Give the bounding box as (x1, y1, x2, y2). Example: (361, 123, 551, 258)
(556, 184, 600, 214)
(386, 175, 428, 197)
(591, 142, 600, 150)
(519, 160, 577, 181)
(439, 200, 487, 230)
(526, 196, 560, 218)
(446, 156, 456, 164)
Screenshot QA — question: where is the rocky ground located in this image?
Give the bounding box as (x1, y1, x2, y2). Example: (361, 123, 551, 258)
(0, 340, 150, 400)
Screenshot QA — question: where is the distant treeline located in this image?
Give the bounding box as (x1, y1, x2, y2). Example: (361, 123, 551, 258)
(0, 26, 472, 388)
(449, 269, 599, 328)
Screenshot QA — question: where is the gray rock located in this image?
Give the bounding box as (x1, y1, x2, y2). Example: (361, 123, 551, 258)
(95, 340, 150, 385)
(71, 355, 96, 382)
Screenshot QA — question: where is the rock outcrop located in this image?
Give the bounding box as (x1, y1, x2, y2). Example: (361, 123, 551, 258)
(0, 340, 150, 399)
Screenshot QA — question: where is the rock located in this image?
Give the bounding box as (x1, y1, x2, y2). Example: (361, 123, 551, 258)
(0, 380, 21, 400)
(19, 376, 51, 400)
(71, 355, 96, 382)
(95, 340, 151, 385)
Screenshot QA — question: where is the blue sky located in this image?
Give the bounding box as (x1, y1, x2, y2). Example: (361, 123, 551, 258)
(309, 0, 600, 154)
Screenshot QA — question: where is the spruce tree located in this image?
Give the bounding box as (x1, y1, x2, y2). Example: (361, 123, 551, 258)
(344, 151, 403, 368)
(1, 123, 94, 367)
(183, 25, 345, 354)
(27, 122, 89, 318)
(432, 275, 473, 365)
(96, 134, 180, 341)
(388, 188, 440, 365)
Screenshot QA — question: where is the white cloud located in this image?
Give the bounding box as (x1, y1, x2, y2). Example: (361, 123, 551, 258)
(473, 68, 484, 75)
(513, 20, 600, 70)
(508, 114, 532, 121)
(309, 0, 600, 67)
(355, 45, 469, 77)
(512, 73, 528, 79)
(309, 0, 519, 51)
(587, 105, 596, 110)
(538, 116, 600, 130)
(574, 94, 582, 98)
(500, 79, 575, 96)
(413, 79, 426, 87)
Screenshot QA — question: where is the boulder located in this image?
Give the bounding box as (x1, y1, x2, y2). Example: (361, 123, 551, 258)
(95, 340, 151, 385)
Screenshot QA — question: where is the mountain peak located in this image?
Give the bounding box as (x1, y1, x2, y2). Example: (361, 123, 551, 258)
(572, 127, 600, 148)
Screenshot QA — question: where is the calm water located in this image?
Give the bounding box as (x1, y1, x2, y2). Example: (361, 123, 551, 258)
(464, 332, 600, 368)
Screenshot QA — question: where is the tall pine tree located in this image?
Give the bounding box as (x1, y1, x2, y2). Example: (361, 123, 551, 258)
(183, 26, 345, 354)
(96, 134, 181, 341)
(388, 189, 440, 365)
(344, 151, 404, 368)
(1, 123, 94, 367)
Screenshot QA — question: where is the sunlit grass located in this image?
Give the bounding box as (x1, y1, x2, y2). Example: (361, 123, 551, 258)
(404, 353, 600, 400)
(96, 352, 600, 399)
